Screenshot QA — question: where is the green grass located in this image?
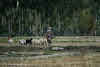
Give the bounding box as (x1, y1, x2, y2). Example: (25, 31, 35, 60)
(0, 37, 8, 43)
(0, 36, 97, 43)
(53, 40, 96, 42)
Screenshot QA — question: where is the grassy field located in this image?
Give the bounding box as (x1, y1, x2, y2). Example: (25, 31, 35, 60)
(0, 36, 100, 47)
(0, 36, 99, 43)
(0, 36, 100, 67)
(0, 54, 100, 67)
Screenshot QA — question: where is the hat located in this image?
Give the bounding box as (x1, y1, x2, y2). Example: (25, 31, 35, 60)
(48, 27, 52, 30)
(47, 30, 51, 32)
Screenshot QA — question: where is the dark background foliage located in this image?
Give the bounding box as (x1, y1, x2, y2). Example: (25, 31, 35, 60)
(0, 0, 100, 36)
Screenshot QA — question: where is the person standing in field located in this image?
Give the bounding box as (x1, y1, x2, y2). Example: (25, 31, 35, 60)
(45, 27, 54, 47)
(8, 35, 14, 46)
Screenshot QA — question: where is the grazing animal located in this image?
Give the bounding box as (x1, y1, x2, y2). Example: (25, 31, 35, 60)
(18, 38, 48, 48)
(26, 38, 33, 45)
(31, 38, 48, 48)
(19, 38, 33, 45)
(19, 39, 26, 45)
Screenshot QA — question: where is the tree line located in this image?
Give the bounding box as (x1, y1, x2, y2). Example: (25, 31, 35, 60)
(0, 0, 100, 36)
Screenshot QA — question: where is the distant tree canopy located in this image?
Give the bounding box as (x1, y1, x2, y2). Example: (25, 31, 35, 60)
(0, 0, 99, 36)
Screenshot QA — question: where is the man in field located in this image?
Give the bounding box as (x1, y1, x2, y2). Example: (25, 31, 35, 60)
(45, 27, 54, 47)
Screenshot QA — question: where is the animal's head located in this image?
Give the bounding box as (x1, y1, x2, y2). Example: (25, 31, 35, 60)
(30, 38, 33, 40)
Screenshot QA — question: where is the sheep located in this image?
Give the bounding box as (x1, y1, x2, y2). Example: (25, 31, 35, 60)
(19, 39, 26, 45)
(31, 38, 48, 48)
(26, 38, 33, 45)
(32, 39, 40, 48)
(39, 38, 48, 48)
(17, 38, 48, 49)
(18, 38, 32, 46)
